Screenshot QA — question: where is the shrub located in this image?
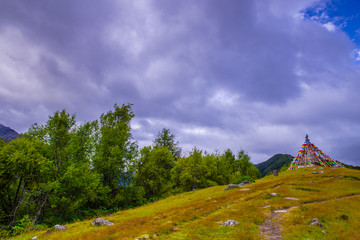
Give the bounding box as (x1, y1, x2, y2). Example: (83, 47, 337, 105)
(233, 175, 255, 184)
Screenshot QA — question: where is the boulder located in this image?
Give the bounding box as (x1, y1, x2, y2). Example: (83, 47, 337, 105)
(91, 218, 114, 226)
(309, 218, 323, 227)
(221, 220, 239, 226)
(54, 224, 66, 230)
(224, 181, 250, 190)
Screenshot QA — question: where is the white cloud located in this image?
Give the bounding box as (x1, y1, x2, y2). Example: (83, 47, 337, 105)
(323, 22, 336, 31)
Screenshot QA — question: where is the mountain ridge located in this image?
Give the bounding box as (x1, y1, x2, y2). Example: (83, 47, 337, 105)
(0, 123, 18, 142)
(255, 153, 294, 177)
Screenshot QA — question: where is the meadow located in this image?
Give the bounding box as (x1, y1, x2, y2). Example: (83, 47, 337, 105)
(9, 166, 360, 240)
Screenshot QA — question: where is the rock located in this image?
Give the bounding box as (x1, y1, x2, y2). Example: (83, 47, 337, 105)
(309, 180, 314, 183)
(221, 220, 239, 226)
(55, 224, 66, 230)
(312, 172, 319, 174)
(32, 237, 38, 240)
(309, 218, 323, 227)
(284, 197, 299, 200)
(320, 171, 324, 173)
(240, 188, 250, 191)
(269, 193, 279, 197)
(134, 234, 149, 240)
(274, 210, 287, 213)
(167, 221, 172, 223)
(224, 181, 249, 190)
(322, 230, 327, 233)
(319, 167, 323, 169)
(91, 218, 114, 226)
(263, 205, 270, 208)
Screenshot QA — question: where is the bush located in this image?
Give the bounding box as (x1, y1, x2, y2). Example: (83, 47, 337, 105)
(233, 175, 255, 184)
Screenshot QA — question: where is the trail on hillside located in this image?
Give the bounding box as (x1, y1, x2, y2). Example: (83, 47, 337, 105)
(260, 193, 360, 240)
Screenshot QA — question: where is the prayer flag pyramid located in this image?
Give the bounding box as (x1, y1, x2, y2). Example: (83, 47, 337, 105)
(288, 134, 345, 170)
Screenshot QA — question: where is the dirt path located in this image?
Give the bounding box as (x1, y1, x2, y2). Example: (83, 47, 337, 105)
(259, 193, 360, 240)
(259, 211, 283, 240)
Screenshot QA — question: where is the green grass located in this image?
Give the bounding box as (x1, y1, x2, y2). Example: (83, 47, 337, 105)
(9, 167, 360, 240)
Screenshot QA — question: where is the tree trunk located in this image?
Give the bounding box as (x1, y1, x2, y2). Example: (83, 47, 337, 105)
(32, 189, 52, 225)
(9, 179, 25, 228)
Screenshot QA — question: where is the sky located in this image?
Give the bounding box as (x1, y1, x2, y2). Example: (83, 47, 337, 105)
(1, 0, 360, 165)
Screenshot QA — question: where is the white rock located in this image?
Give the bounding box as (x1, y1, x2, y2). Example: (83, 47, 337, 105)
(91, 218, 114, 226)
(222, 220, 239, 226)
(274, 210, 287, 213)
(54, 224, 66, 230)
(284, 197, 299, 200)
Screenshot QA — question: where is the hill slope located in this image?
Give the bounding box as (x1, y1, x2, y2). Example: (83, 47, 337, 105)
(11, 167, 360, 240)
(255, 154, 294, 177)
(0, 124, 18, 142)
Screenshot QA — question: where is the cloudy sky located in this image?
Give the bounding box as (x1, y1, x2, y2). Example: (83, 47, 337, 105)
(1, 0, 360, 165)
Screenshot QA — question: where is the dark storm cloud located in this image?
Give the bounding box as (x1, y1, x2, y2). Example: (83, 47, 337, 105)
(0, 0, 359, 165)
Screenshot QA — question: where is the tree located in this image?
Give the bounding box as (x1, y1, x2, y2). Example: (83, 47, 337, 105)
(0, 135, 50, 229)
(218, 149, 235, 184)
(235, 150, 261, 180)
(135, 146, 175, 199)
(153, 128, 181, 159)
(171, 148, 208, 191)
(93, 104, 138, 203)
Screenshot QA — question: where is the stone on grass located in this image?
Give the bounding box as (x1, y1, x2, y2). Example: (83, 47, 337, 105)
(134, 234, 149, 240)
(240, 188, 250, 191)
(309, 218, 323, 227)
(55, 224, 66, 230)
(322, 230, 327, 233)
(224, 181, 249, 190)
(274, 210, 287, 213)
(91, 218, 114, 226)
(222, 220, 239, 226)
(32, 237, 38, 240)
(269, 193, 279, 197)
(284, 197, 299, 200)
(312, 172, 319, 174)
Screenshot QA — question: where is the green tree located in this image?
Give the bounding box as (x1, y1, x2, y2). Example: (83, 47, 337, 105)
(234, 150, 261, 181)
(153, 128, 181, 159)
(0, 135, 49, 228)
(171, 148, 208, 192)
(218, 149, 235, 184)
(28, 110, 76, 224)
(135, 146, 174, 199)
(93, 104, 138, 205)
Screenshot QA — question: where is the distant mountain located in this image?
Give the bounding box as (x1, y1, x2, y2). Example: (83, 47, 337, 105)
(0, 124, 19, 142)
(255, 154, 294, 177)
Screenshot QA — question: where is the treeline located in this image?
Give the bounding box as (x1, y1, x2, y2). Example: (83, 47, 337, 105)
(0, 104, 260, 235)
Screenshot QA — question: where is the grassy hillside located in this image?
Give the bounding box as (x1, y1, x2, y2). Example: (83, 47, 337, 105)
(10, 167, 360, 240)
(255, 154, 294, 177)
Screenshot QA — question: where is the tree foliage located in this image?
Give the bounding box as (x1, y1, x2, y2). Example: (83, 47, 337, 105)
(0, 103, 260, 236)
(153, 128, 181, 159)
